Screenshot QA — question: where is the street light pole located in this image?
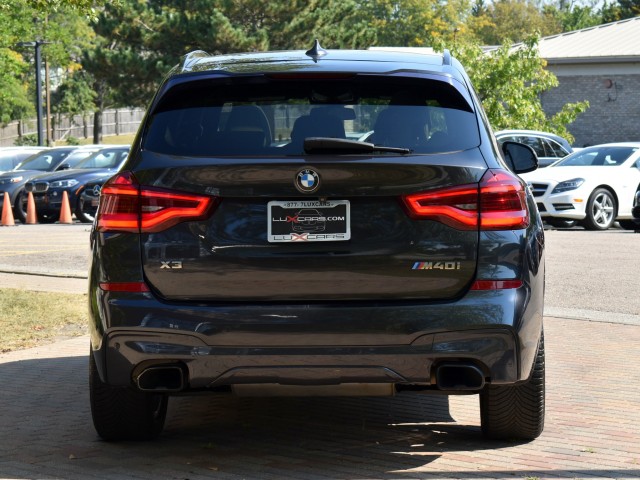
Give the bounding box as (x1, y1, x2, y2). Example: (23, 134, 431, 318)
(16, 40, 50, 147)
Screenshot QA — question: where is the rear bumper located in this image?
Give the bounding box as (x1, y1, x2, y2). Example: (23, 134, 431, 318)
(100, 327, 518, 390)
(90, 287, 543, 392)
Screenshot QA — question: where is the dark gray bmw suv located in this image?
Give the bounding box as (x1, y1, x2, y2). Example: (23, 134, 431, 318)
(89, 43, 545, 441)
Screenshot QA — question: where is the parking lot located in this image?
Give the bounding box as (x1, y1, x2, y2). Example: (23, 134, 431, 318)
(0, 224, 639, 479)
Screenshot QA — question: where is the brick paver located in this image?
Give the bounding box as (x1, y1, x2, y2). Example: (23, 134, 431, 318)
(1, 316, 639, 479)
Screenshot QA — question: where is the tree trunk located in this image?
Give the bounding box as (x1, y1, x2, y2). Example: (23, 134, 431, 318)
(93, 110, 103, 144)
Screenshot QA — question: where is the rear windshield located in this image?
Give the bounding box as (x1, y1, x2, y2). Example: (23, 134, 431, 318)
(144, 75, 480, 157)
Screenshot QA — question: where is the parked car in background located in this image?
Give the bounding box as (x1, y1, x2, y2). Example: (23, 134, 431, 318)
(521, 143, 640, 230)
(496, 130, 573, 167)
(24, 145, 129, 223)
(77, 173, 114, 223)
(0, 146, 48, 173)
(88, 45, 545, 442)
(0, 145, 103, 223)
(632, 190, 640, 232)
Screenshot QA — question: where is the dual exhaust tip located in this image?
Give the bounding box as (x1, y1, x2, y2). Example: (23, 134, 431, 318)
(435, 363, 485, 391)
(135, 362, 486, 393)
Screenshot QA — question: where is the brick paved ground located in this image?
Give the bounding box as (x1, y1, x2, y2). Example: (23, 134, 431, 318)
(1, 316, 639, 480)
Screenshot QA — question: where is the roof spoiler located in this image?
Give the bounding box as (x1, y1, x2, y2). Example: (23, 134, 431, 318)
(179, 50, 211, 73)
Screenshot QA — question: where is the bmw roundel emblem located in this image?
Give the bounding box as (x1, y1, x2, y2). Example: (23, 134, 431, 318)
(295, 168, 320, 193)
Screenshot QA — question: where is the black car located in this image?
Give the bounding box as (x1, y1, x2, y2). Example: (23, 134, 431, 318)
(88, 44, 545, 442)
(0, 146, 102, 223)
(77, 173, 114, 223)
(24, 146, 129, 223)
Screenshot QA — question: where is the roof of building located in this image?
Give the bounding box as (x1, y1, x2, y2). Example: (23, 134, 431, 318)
(372, 18, 640, 65)
(538, 17, 640, 64)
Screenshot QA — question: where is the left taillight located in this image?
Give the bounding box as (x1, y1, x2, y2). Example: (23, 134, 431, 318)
(402, 169, 529, 231)
(96, 171, 217, 233)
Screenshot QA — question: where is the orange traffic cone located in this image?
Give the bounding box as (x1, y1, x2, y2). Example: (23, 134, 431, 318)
(1, 192, 16, 226)
(58, 191, 73, 224)
(26, 191, 38, 225)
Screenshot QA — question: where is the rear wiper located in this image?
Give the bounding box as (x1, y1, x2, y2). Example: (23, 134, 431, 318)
(303, 137, 411, 155)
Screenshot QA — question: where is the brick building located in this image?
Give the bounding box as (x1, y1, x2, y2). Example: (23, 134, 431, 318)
(538, 17, 640, 147)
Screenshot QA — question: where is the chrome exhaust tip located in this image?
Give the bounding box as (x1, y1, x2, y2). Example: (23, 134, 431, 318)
(136, 365, 185, 392)
(435, 363, 485, 391)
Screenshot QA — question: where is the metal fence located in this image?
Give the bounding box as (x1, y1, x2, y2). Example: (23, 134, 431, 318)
(0, 108, 144, 146)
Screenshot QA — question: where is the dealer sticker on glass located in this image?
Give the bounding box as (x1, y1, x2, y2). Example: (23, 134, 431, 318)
(268, 200, 350, 243)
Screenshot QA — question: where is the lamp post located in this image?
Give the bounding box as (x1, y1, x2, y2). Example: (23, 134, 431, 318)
(16, 40, 50, 146)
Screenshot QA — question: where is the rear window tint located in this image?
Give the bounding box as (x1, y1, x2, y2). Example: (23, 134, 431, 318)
(144, 76, 480, 156)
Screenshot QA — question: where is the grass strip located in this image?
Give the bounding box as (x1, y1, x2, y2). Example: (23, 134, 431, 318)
(0, 288, 87, 353)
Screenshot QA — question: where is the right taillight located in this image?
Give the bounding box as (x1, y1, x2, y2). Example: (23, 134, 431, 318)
(96, 171, 218, 233)
(402, 169, 529, 230)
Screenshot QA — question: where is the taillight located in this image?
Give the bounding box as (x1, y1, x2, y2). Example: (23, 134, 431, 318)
(479, 170, 529, 230)
(96, 171, 218, 233)
(402, 169, 529, 230)
(402, 184, 479, 230)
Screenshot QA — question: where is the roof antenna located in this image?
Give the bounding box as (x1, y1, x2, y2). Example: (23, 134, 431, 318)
(305, 39, 327, 62)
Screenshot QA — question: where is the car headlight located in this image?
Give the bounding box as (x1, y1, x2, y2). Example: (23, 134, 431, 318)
(9, 176, 24, 183)
(551, 178, 584, 194)
(49, 179, 79, 188)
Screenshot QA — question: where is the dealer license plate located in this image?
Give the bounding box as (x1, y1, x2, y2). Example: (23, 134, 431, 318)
(268, 200, 350, 243)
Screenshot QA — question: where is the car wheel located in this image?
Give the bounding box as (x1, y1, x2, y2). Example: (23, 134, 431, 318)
(89, 350, 168, 441)
(545, 218, 576, 229)
(582, 188, 617, 230)
(13, 190, 28, 224)
(37, 213, 57, 224)
(480, 331, 545, 441)
(75, 194, 96, 223)
(618, 220, 638, 230)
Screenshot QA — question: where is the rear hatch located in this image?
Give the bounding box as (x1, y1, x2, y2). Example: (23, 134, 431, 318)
(108, 73, 490, 302)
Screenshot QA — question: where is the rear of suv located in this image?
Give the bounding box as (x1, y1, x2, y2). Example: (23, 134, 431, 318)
(89, 43, 545, 441)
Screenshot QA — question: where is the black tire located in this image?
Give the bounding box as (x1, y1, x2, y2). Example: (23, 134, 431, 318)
(545, 218, 576, 229)
(38, 213, 57, 224)
(618, 220, 638, 230)
(480, 332, 545, 441)
(582, 188, 617, 230)
(13, 190, 27, 224)
(89, 351, 168, 441)
(75, 194, 96, 223)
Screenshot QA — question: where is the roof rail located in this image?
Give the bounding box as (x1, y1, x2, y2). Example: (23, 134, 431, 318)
(179, 50, 211, 73)
(442, 49, 452, 66)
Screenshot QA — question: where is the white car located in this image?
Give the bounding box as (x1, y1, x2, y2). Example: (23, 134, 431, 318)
(521, 142, 640, 230)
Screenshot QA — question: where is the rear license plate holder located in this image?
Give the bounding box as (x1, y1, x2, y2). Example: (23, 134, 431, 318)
(268, 200, 350, 242)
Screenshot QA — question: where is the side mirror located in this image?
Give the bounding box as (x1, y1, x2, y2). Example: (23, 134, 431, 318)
(501, 141, 539, 174)
(57, 163, 71, 170)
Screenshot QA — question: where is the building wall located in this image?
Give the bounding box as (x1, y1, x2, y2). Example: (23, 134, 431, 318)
(542, 64, 640, 147)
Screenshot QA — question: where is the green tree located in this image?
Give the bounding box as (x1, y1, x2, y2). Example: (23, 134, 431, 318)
(51, 70, 95, 116)
(85, 0, 271, 109)
(471, 0, 562, 45)
(0, 5, 36, 124)
(542, 0, 605, 33)
(440, 37, 588, 142)
(616, 0, 640, 18)
(0, 2, 94, 125)
(0, 48, 32, 124)
(283, 0, 475, 49)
